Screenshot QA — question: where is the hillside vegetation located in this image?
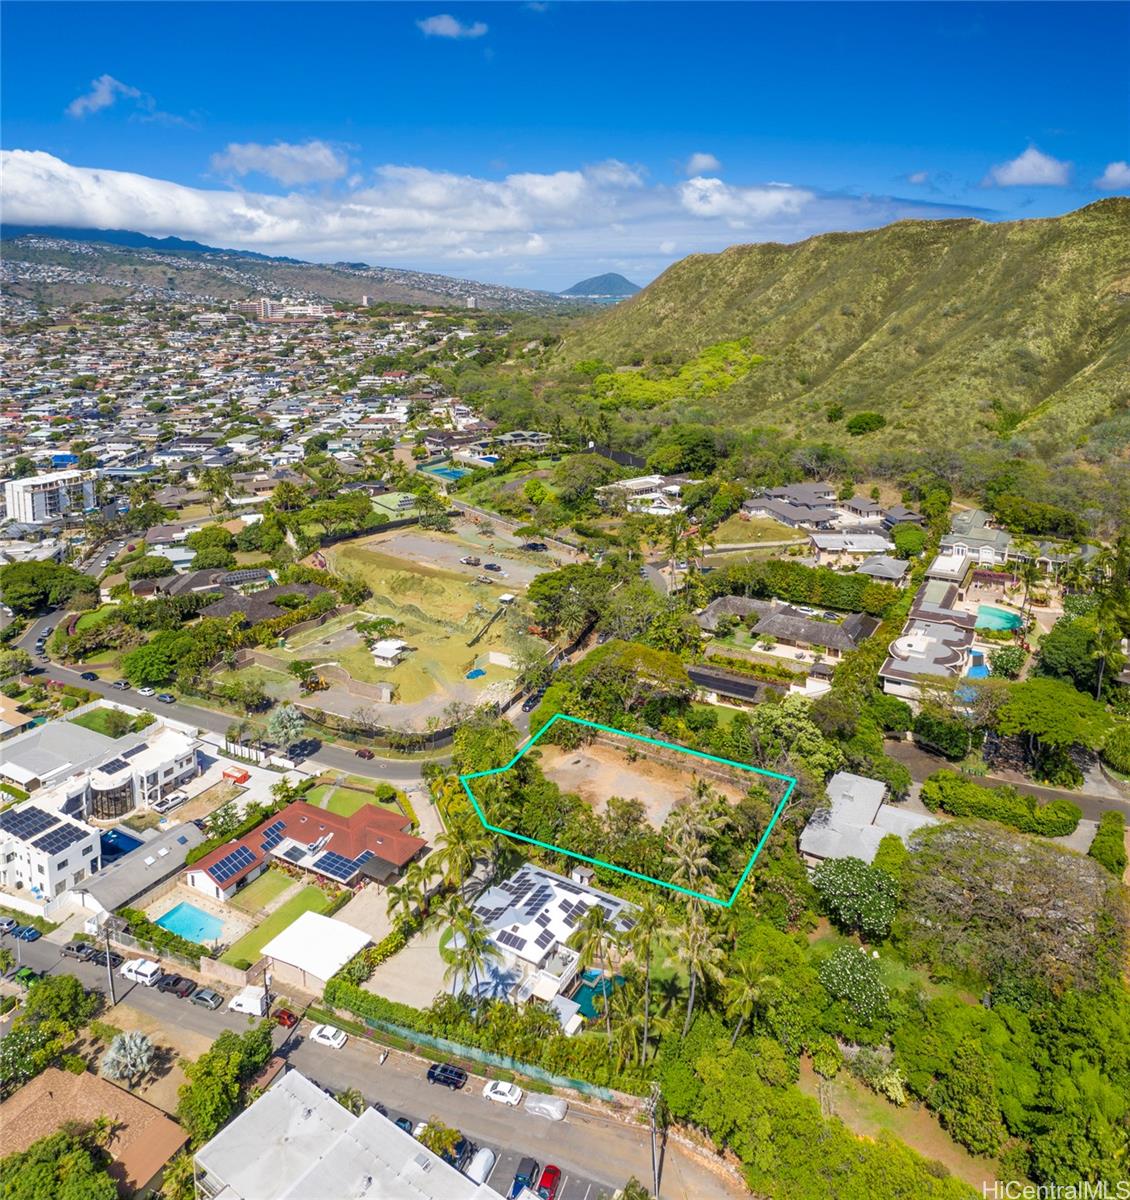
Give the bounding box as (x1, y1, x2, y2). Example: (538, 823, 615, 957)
(557, 199, 1130, 456)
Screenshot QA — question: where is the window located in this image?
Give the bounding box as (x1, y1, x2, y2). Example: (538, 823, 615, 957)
(54, 881, 65, 896)
(57, 858, 68, 869)
(83, 844, 94, 855)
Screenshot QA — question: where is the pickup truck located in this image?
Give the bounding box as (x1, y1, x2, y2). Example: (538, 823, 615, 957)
(459, 555, 482, 566)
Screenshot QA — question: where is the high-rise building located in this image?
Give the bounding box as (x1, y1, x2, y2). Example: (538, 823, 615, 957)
(3, 470, 95, 524)
(466, 295, 478, 309)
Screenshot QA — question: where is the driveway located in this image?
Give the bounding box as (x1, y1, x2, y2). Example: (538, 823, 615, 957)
(364, 926, 450, 1009)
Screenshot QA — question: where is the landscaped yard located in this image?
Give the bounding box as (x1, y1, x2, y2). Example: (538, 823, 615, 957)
(220, 884, 334, 965)
(712, 514, 805, 544)
(305, 782, 401, 818)
(229, 867, 294, 914)
(69, 708, 127, 737)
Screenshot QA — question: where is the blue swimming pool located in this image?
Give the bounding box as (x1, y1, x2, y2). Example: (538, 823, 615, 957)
(975, 604, 1023, 631)
(156, 902, 223, 945)
(100, 828, 143, 863)
(574, 969, 624, 1019)
(966, 650, 990, 679)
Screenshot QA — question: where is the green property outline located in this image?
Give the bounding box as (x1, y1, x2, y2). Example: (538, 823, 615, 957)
(458, 713, 796, 907)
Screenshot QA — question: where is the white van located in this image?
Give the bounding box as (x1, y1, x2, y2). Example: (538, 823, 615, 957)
(120, 958, 162, 987)
(227, 985, 269, 1016)
(463, 1147, 496, 1185)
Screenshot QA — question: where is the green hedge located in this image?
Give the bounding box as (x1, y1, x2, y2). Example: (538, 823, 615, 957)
(706, 653, 805, 684)
(1088, 812, 1128, 876)
(118, 907, 210, 961)
(334, 922, 413, 985)
(912, 710, 972, 760)
(920, 772, 1081, 836)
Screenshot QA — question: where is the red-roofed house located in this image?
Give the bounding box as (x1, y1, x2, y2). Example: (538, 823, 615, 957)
(184, 800, 426, 902)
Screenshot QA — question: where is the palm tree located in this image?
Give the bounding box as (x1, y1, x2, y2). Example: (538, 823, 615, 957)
(664, 511, 690, 579)
(435, 817, 489, 893)
(568, 905, 620, 1046)
(626, 895, 665, 1065)
(336, 1087, 365, 1115)
(1092, 600, 1125, 700)
(441, 906, 499, 998)
(100, 1031, 154, 1090)
(724, 954, 779, 1046)
(678, 912, 724, 1038)
(385, 873, 423, 924)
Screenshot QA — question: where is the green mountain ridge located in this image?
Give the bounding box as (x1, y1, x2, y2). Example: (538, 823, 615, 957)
(561, 272, 641, 297)
(558, 199, 1130, 457)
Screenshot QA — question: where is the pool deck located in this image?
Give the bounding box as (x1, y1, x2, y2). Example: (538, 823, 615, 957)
(145, 884, 252, 948)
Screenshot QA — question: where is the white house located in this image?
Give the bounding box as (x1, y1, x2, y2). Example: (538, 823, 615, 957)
(371, 638, 409, 668)
(0, 802, 100, 914)
(798, 771, 937, 866)
(3, 470, 95, 524)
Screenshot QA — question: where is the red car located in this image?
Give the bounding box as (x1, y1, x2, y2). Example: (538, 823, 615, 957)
(537, 1166, 561, 1200)
(354, 748, 375, 760)
(274, 1008, 299, 1028)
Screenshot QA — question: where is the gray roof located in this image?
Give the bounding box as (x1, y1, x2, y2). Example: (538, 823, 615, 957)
(0, 721, 117, 787)
(753, 608, 879, 652)
(82, 822, 206, 912)
(696, 595, 774, 631)
(855, 554, 909, 582)
(799, 771, 936, 863)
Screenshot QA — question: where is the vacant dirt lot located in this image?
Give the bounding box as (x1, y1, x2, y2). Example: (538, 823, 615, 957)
(538, 741, 747, 829)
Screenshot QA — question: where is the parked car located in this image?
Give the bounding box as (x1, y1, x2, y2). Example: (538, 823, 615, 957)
(0, 917, 17, 935)
(523, 542, 548, 552)
(537, 1165, 562, 1200)
(190, 987, 224, 1010)
(308, 1023, 348, 1050)
(42, 626, 53, 636)
(137, 687, 156, 697)
(354, 748, 374, 760)
(79, 671, 99, 681)
(152, 792, 188, 814)
(411, 1121, 427, 1140)
(274, 1008, 299, 1028)
(524, 1094, 568, 1121)
(521, 691, 544, 713)
(155, 693, 176, 704)
(62, 941, 97, 960)
(442, 1137, 474, 1171)
(459, 555, 481, 566)
(111, 680, 130, 690)
(483, 562, 502, 572)
(394, 1117, 414, 1135)
(483, 1080, 523, 1107)
(464, 1147, 496, 1186)
(157, 973, 191, 995)
(89, 950, 124, 970)
(508, 1158, 540, 1200)
(13, 966, 42, 989)
(15, 926, 41, 942)
(426, 1062, 467, 1090)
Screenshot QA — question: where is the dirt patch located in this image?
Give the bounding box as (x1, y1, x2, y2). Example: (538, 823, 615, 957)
(538, 741, 747, 830)
(177, 780, 245, 824)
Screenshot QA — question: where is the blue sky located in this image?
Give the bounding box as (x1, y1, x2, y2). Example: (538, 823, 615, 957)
(2, 1, 1127, 289)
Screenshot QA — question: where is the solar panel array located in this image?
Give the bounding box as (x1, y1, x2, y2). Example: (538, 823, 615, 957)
(33, 823, 88, 856)
(259, 820, 286, 852)
(534, 928, 555, 950)
(121, 744, 147, 759)
(100, 757, 129, 775)
(496, 929, 527, 951)
(208, 845, 256, 882)
(282, 846, 306, 864)
(312, 848, 375, 881)
(0, 806, 57, 841)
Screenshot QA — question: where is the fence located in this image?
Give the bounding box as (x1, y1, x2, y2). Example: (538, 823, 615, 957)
(351, 1014, 633, 1106)
(109, 928, 201, 973)
(584, 443, 647, 469)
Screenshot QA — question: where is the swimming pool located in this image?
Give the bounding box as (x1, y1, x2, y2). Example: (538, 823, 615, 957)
(156, 902, 223, 945)
(975, 604, 1023, 631)
(573, 969, 624, 1019)
(966, 650, 990, 679)
(100, 828, 143, 863)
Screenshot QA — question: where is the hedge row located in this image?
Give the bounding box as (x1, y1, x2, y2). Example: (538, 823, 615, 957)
(1088, 812, 1128, 876)
(333, 922, 413, 986)
(117, 906, 210, 961)
(705, 653, 804, 684)
(920, 771, 1081, 836)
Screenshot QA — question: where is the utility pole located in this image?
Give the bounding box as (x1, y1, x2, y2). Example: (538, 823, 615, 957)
(101, 916, 125, 1006)
(647, 1081, 662, 1198)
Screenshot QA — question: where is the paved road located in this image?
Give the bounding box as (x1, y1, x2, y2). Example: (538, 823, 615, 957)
(2, 936, 741, 1200)
(885, 738, 1130, 821)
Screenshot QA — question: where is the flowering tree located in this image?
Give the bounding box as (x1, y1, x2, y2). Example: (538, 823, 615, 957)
(818, 946, 889, 1024)
(812, 856, 898, 941)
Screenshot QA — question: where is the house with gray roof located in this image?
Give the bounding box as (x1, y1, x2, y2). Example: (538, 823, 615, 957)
(752, 607, 881, 660)
(855, 554, 910, 584)
(695, 595, 775, 632)
(879, 580, 975, 701)
(799, 771, 937, 865)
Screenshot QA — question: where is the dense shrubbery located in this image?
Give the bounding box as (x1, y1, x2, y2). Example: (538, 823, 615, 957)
(1088, 811, 1128, 876)
(177, 1024, 274, 1144)
(911, 709, 972, 759)
(118, 907, 211, 961)
(1101, 724, 1130, 774)
(704, 653, 804, 684)
(920, 771, 1081, 836)
(706, 558, 897, 616)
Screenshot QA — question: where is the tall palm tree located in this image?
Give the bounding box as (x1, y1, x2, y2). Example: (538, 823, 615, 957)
(436, 818, 489, 893)
(1092, 600, 1125, 700)
(665, 511, 690, 580)
(724, 954, 779, 1046)
(678, 912, 724, 1038)
(626, 895, 666, 1065)
(568, 905, 620, 1046)
(335, 1087, 365, 1115)
(443, 908, 500, 999)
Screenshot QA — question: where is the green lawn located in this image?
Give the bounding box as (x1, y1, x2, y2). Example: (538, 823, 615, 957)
(220, 885, 333, 965)
(304, 783, 395, 818)
(75, 606, 116, 633)
(69, 708, 126, 738)
(230, 868, 295, 914)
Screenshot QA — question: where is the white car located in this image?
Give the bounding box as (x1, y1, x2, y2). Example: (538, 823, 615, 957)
(137, 686, 156, 697)
(524, 1094, 568, 1121)
(482, 1080, 523, 1107)
(308, 1023, 347, 1050)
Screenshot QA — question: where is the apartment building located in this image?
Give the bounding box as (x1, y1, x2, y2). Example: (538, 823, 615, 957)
(3, 469, 95, 524)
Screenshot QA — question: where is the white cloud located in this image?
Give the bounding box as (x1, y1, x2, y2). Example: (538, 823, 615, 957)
(685, 152, 721, 176)
(0, 148, 993, 287)
(211, 140, 349, 186)
(907, 170, 929, 185)
(984, 146, 1071, 187)
(677, 177, 813, 222)
(66, 74, 142, 118)
(1095, 161, 1130, 190)
(416, 13, 488, 38)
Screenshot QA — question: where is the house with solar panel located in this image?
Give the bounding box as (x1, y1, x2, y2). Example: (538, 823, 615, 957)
(0, 802, 100, 915)
(183, 800, 427, 903)
(467, 864, 637, 1035)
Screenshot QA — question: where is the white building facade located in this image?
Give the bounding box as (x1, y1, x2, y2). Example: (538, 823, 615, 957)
(3, 470, 95, 524)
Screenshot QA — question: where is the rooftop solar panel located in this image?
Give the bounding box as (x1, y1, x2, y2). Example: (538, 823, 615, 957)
(534, 928, 555, 950)
(0, 806, 58, 841)
(33, 823, 88, 855)
(208, 845, 256, 883)
(121, 744, 147, 759)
